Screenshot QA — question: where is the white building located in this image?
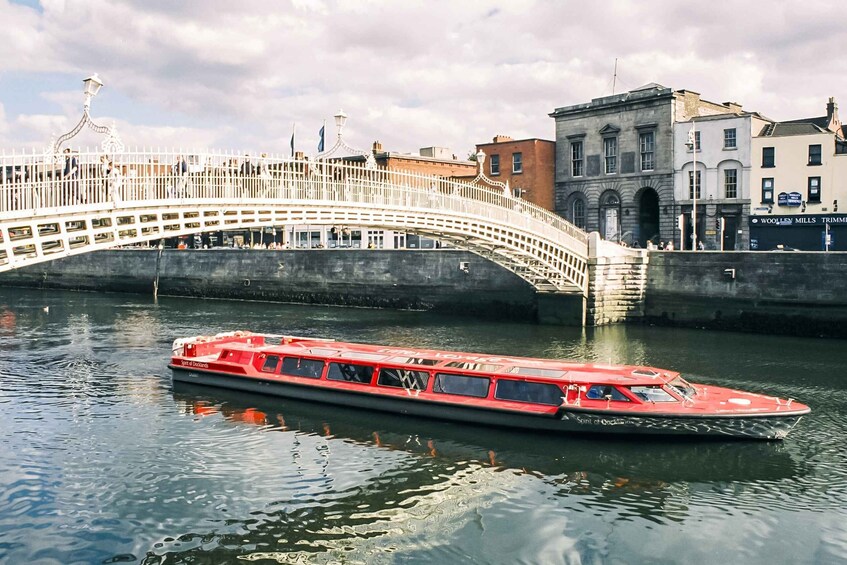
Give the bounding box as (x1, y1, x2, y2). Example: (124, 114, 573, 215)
(673, 111, 771, 250)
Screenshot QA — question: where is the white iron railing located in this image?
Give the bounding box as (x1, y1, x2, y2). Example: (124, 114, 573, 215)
(0, 148, 590, 291)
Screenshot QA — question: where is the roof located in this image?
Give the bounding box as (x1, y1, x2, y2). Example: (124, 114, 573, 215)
(758, 122, 829, 137)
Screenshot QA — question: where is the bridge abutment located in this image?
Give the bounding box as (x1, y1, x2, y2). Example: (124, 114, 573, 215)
(585, 232, 649, 326)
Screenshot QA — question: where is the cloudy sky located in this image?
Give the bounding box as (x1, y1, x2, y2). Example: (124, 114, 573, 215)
(1, 0, 844, 157)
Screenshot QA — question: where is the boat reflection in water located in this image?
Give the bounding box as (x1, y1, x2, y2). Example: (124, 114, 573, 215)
(157, 383, 811, 563)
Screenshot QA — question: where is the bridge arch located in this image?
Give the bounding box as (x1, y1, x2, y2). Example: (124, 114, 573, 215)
(0, 149, 591, 294)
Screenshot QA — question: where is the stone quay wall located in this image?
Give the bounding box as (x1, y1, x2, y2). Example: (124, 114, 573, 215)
(644, 251, 847, 338)
(0, 249, 541, 321)
(586, 233, 650, 326)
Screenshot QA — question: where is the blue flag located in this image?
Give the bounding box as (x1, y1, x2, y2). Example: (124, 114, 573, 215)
(318, 125, 325, 153)
(290, 124, 295, 157)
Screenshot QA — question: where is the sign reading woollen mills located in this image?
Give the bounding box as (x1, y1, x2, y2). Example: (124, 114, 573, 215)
(750, 214, 847, 227)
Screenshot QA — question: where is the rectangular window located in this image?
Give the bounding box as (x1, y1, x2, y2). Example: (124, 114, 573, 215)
(724, 169, 738, 199)
(281, 357, 324, 379)
(639, 131, 655, 171)
(808, 177, 821, 202)
(495, 380, 564, 406)
(490, 154, 500, 176)
(571, 141, 583, 177)
(809, 144, 822, 166)
(512, 152, 522, 173)
(261, 355, 280, 373)
(724, 128, 737, 149)
(688, 170, 701, 199)
(762, 178, 774, 203)
(327, 362, 374, 384)
(762, 147, 775, 168)
(688, 130, 701, 151)
(377, 368, 430, 391)
(433, 373, 490, 398)
(604, 137, 617, 174)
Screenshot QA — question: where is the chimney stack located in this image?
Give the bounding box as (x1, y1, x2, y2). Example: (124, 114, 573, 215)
(372, 140, 383, 154)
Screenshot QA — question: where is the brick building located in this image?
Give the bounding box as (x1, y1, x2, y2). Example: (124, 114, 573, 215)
(473, 136, 556, 211)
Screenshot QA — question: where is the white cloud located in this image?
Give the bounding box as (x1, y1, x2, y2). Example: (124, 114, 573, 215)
(1, 0, 846, 154)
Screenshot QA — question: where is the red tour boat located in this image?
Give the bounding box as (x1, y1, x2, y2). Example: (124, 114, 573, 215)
(169, 332, 810, 440)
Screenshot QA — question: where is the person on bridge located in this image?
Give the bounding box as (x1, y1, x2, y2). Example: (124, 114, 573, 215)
(62, 148, 79, 205)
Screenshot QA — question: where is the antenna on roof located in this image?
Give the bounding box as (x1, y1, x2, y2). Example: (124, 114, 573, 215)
(612, 58, 618, 95)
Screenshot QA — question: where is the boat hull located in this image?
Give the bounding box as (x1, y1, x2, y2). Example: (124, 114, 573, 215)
(170, 366, 804, 440)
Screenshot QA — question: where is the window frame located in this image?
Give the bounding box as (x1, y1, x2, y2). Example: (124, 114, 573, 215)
(688, 170, 702, 199)
(281, 356, 325, 379)
(762, 147, 775, 168)
(512, 152, 523, 174)
(572, 197, 586, 230)
(494, 379, 564, 406)
(808, 176, 821, 203)
(571, 141, 583, 177)
(723, 128, 737, 149)
(808, 144, 822, 166)
(433, 373, 490, 398)
(762, 177, 775, 204)
(489, 154, 500, 176)
(377, 367, 430, 391)
(326, 362, 375, 385)
(604, 137, 617, 175)
(639, 131, 655, 171)
(724, 168, 738, 199)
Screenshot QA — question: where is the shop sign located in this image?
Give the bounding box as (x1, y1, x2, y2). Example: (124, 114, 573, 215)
(777, 192, 802, 207)
(750, 214, 847, 227)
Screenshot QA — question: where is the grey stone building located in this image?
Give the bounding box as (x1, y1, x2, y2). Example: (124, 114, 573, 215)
(550, 84, 737, 247)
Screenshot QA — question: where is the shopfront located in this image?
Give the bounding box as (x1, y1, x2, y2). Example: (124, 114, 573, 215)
(749, 214, 847, 251)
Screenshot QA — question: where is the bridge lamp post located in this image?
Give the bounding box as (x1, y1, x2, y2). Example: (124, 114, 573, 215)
(334, 109, 348, 139)
(50, 73, 123, 154)
(82, 74, 104, 112)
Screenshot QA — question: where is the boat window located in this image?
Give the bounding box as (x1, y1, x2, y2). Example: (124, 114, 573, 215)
(327, 362, 375, 385)
(668, 377, 696, 398)
(629, 386, 677, 402)
(433, 373, 490, 398)
(387, 356, 440, 366)
(308, 348, 339, 357)
(261, 355, 280, 373)
(377, 368, 430, 391)
(509, 367, 568, 378)
(281, 357, 324, 379)
(585, 385, 630, 401)
(443, 361, 503, 373)
(495, 380, 563, 406)
(632, 369, 660, 378)
(339, 352, 386, 362)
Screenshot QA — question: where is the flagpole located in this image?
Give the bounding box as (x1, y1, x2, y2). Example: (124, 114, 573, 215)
(291, 123, 296, 158)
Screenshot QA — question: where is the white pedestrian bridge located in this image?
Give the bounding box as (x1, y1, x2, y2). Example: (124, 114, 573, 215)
(0, 149, 592, 294)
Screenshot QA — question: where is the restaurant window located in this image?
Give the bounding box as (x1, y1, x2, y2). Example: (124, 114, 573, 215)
(377, 368, 430, 391)
(761, 178, 774, 204)
(512, 152, 523, 173)
(724, 128, 737, 149)
(260, 355, 280, 373)
(327, 362, 375, 384)
(571, 141, 583, 177)
(495, 380, 563, 406)
(604, 137, 617, 174)
(585, 385, 630, 401)
(724, 169, 738, 199)
(281, 357, 324, 379)
(808, 177, 821, 203)
(688, 170, 701, 199)
(490, 154, 500, 176)
(433, 373, 490, 398)
(762, 147, 775, 168)
(639, 131, 655, 171)
(809, 144, 822, 166)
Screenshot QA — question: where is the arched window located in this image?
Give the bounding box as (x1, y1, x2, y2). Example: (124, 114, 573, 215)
(572, 198, 586, 229)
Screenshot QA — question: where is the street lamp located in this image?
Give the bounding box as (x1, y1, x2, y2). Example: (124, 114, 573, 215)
(82, 73, 104, 111)
(334, 109, 348, 138)
(686, 121, 698, 251)
(50, 73, 123, 153)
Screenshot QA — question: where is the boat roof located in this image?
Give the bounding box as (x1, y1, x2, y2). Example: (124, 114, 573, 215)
(224, 336, 679, 385)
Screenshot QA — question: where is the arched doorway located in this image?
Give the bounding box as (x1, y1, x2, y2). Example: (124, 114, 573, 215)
(599, 191, 621, 241)
(638, 188, 660, 247)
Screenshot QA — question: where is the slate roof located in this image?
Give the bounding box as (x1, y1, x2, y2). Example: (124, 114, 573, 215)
(758, 122, 828, 137)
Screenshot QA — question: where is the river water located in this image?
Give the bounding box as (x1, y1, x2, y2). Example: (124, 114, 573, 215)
(0, 287, 845, 565)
